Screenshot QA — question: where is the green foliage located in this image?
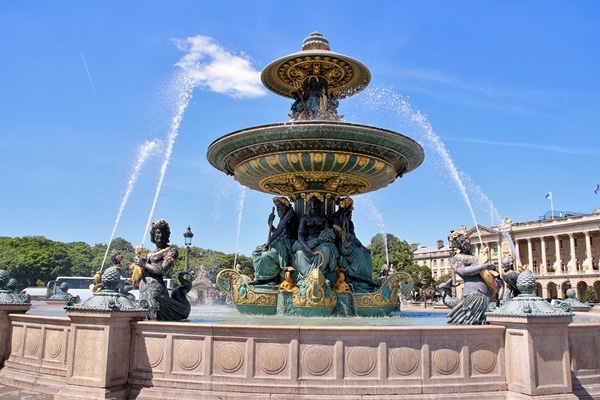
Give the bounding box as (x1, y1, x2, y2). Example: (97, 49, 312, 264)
(0, 234, 262, 289)
(434, 273, 452, 287)
(170, 247, 254, 283)
(368, 233, 414, 278)
(581, 287, 596, 303)
(403, 263, 434, 291)
(0, 236, 72, 287)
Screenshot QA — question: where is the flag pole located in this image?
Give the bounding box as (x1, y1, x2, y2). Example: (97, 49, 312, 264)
(549, 191, 554, 219)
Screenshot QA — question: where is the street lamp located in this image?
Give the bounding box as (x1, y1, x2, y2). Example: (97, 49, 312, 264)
(183, 226, 194, 271)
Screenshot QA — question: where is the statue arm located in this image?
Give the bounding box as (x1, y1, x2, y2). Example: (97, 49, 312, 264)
(267, 210, 293, 246)
(332, 223, 346, 242)
(143, 247, 178, 276)
(456, 261, 496, 277)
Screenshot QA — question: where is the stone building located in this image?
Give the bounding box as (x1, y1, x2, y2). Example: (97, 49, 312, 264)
(188, 265, 216, 304)
(412, 239, 453, 280)
(412, 209, 600, 302)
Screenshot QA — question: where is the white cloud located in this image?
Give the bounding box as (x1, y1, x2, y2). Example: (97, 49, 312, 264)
(174, 35, 266, 99)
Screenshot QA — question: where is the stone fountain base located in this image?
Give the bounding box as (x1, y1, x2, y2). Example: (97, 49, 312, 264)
(1, 305, 599, 399)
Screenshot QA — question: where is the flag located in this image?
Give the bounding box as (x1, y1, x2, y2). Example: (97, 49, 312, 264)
(545, 192, 552, 200)
(595, 183, 599, 195)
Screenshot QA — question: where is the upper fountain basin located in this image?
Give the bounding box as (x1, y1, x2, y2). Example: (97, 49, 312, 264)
(207, 120, 424, 197)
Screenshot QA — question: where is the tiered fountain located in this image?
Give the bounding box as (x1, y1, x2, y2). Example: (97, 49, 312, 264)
(210, 31, 423, 317)
(0, 32, 597, 400)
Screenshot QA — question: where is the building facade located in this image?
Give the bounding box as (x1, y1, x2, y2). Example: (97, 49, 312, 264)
(412, 210, 600, 302)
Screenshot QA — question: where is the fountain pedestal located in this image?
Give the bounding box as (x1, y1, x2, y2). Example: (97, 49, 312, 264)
(0, 305, 30, 367)
(57, 309, 148, 399)
(487, 270, 576, 398)
(488, 311, 575, 398)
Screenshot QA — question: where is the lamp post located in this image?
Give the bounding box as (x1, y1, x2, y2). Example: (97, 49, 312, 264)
(183, 226, 194, 271)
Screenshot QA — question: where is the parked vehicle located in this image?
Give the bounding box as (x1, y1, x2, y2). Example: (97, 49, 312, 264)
(20, 287, 48, 301)
(46, 276, 136, 302)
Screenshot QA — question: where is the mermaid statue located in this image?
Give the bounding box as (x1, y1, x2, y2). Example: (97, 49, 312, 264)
(134, 219, 192, 321)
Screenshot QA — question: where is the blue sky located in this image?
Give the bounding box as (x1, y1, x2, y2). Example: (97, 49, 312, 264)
(1, 1, 599, 257)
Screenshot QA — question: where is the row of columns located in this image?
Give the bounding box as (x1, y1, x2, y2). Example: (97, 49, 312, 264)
(477, 230, 598, 274)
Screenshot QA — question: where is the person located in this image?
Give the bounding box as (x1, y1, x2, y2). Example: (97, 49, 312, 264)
(251, 197, 298, 285)
(135, 219, 190, 321)
(446, 226, 499, 325)
(332, 197, 377, 292)
(292, 196, 338, 282)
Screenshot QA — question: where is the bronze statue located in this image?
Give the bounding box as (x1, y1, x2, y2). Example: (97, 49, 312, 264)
(332, 197, 377, 292)
(135, 219, 192, 321)
(251, 197, 298, 285)
(292, 195, 338, 283)
(446, 226, 499, 324)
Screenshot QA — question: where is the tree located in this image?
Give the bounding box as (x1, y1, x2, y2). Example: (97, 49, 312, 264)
(368, 233, 414, 278)
(4, 236, 72, 287)
(66, 241, 94, 277)
(403, 263, 434, 291)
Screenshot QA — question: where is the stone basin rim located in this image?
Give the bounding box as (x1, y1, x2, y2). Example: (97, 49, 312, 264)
(207, 120, 425, 175)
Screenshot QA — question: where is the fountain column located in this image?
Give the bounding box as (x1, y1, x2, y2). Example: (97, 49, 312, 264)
(0, 305, 29, 367)
(584, 231, 593, 272)
(487, 270, 576, 398)
(540, 236, 548, 274)
(568, 233, 577, 273)
(553, 235, 561, 272)
(526, 238, 534, 273)
(0, 270, 30, 367)
(58, 268, 148, 398)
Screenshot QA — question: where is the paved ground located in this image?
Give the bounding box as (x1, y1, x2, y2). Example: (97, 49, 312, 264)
(0, 384, 52, 399)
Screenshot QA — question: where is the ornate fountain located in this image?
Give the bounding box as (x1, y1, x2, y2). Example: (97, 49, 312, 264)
(1, 32, 596, 400)
(210, 32, 424, 316)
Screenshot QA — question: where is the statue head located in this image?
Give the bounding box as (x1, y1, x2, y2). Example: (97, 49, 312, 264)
(501, 255, 514, 272)
(307, 196, 323, 215)
(449, 226, 471, 254)
(110, 249, 123, 266)
(338, 197, 354, 211)
(150, 219, 171, 245)
(273, 196, 291, 208)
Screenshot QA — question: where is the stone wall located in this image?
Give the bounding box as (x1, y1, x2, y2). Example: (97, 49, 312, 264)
(0, 312, 599, 399)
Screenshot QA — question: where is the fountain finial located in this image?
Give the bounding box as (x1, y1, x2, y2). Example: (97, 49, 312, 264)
(302, 31, 330, 51)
